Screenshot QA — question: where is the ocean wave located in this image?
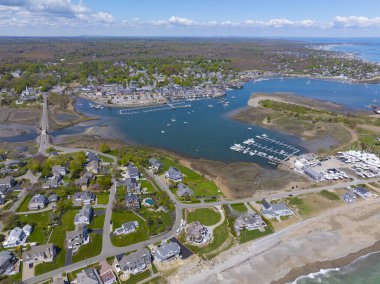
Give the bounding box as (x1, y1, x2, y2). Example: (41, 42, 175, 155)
(288, 268, 340, 284)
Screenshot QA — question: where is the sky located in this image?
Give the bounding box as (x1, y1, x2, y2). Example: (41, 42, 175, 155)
(0, 0, 380, 37)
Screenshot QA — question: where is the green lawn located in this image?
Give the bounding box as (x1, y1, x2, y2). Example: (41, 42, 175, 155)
(16, 194, 33, 212)
(139, 208, 173, 236)
(111, 212, 149, 247)
(161, 157, 221, 197)
(17, 211, 52, 244)
(319, 190, 340, 201)
(89, 213, 105, 229)
(97, 193, 109, 205)
(72, 233, 102, 263)
(230, 203, 248, 213)
(239, 227, 272, 244)
(286, 197, 313, 216)
(35, 210, 77, 275)
(98, 154, 114, 163)
(141, 180, 156, 194)
(186, 208, 221, 226)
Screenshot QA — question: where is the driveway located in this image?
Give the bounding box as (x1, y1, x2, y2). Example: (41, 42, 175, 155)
(22, 261, 35, 281)
(65, 248, 73, 266)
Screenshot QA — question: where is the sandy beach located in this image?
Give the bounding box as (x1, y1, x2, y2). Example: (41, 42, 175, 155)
(170, 198, 380, 284)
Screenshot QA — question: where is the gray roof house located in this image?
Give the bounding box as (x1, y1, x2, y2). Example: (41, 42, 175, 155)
(116, 248, 151, 276)
(52, 165, 67, 177)
(48, 194, 59, 203)
(154, 241, 181, 262)
(186, 221, 211, 244)
(125, 193, 140, 211)
(86, 152, 100, 163)
(76, 268, 102, 284)
(165, 167, 183, 182)
(86, 160, 100, 175)
(303, 168, 322, 181)
(353, 187, 373, 199)
(0, 251, 19, 276)
(149, 158, 163, 171)
(343, 191, 356, 203)
(0, 176, 16, 189)
(177, 183, 193, 198)
(234, 213, 267, 236)
(28, 194, 48, 211)
(74, 205, 93, 225)
(66, 225, 89, 250)
(124, 178, 141, 194)
(73, 191, 96, 206)
(127, 163, 140, 179)
(114, 221, 139, 235)
(261, 200, 293, 219)
(22, 243, 56, 264)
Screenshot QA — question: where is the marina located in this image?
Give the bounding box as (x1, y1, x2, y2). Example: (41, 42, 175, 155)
(230, 134, 301, 165)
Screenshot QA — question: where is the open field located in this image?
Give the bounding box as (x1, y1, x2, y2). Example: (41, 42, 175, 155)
(186, 208, 221, 226)
(0, 107, 40, 126)
(230, 203, 248, 213)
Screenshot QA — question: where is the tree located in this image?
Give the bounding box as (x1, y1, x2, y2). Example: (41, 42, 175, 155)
(100, 143, 111, 153)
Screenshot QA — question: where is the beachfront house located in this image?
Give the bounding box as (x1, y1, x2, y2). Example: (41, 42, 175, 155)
(186, 221, 211, 245)
(234, 213, 267, 236)
(76, 268, 103, 284)
(165, 167, 183, 182)
(261, 200, 293, 219)
(176, 183, 194, 198)
(353, 187, 373, 199)
(86, 152, 100, 163)
(28, 194, 48, 210)
(74, 205, 93, 225)
(114, 221, 139, 235)
(154, 241, 181, 262)
(22, 243, 56, 264)
(0, 251, 19, 276)
(66, 225, 89, 250)
(114, 248, 152, 277)
(149, 158, 163, 172)
(125, 193, 141, 211)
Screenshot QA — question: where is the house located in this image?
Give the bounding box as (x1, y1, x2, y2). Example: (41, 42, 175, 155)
(52, 165, 67, 176)
(186, 221, 211, 244)
(42, 176, 62, 189)
(86, 160, 100, 174)
(73, 191, 96, 206)
(234, 213, 267, 236)
(125, 193, 140, 211)
(343, 191, 356, 203)
(304, 168, 322, 181)
(0, 251, 19, 276)
(11, 69, 22, 78)
(127, 163, 140, 179)
(353, 187, 373, 199)
(165, 167, 183, 182)
(115, 248, 151, 276)
(22, 224, 33, 236)
(0, 176, 16, 189)
(3, 227, 28, 248)
(86, 152, 100, 163)
(76, 268, 102, 284)
(114, 221, 139, 235)
(99, 260, 117, 284)
(75, 177, 90, 190)
(22, 243, 56, 264)
(2, 159, 24, 168)
(66, 225, 89, 250)
(28, 194, 48, 210)
(149, 158, 163, 172)
(0, 196, 5, 205)
(176, 183, 193, 198)
(123, 178, 141, 194)
(48, 194, 59, 203)
(74, 205, 93, 225)
(261, 200, 293, 219)
(154, 241, 181, 262)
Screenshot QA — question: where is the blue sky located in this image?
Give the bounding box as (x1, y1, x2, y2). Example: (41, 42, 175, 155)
(0, 0, 380, 37)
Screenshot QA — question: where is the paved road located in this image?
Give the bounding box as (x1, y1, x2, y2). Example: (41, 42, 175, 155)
(38, 94, 49, 155)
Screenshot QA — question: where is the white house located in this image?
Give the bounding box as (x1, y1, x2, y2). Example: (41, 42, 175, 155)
(3, 227, 29, 248)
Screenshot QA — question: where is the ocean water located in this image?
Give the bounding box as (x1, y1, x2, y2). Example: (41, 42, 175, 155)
(292, 251, 380, 284)
(51, 78, 380, 167)
(303, 37, 380, 63)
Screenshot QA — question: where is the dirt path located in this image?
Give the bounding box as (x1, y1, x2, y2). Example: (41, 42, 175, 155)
(358, 124, 380, 133)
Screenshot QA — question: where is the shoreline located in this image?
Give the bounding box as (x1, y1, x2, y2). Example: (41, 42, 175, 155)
(275, 241, 380, 284)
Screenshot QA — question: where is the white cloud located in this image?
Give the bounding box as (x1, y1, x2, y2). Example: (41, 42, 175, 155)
(333, 16, 380, 28)
(169, 16, 194, 26)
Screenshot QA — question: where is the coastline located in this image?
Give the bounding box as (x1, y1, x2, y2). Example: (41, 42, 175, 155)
(275, 241, 380, 284)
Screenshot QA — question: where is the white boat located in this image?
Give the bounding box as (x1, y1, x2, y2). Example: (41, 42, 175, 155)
(160, 130, 165, 134)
